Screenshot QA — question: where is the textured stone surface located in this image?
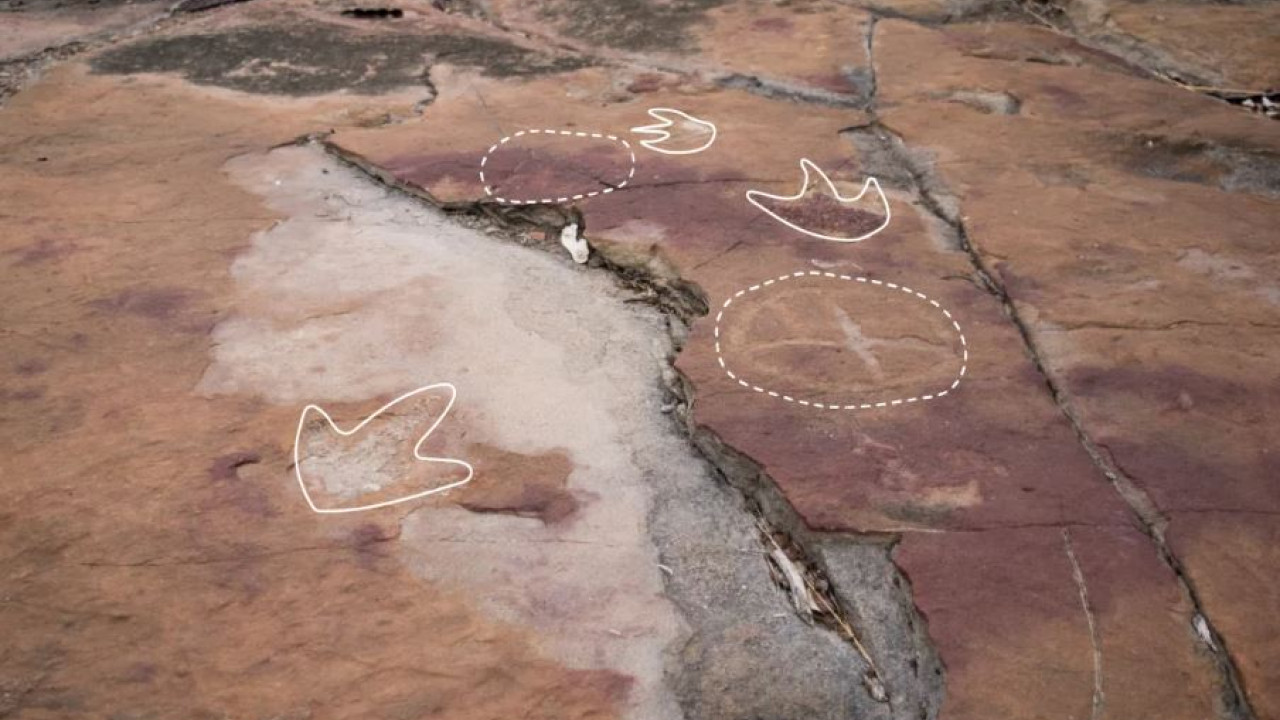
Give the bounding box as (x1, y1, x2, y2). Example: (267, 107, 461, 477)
(0, 1, 165, 61)
(0, 19, 886, 717)
(330, 61, 1133, 538)
(1168, 514, 1280, 720)
(91, 23, 589, 95)
(214, 142, 880, 719)
(482, 0, 874, 103)
(873, 15, 1280, 717)
(326, 44, 1237, 720)
(2, 1, 1277, 718)
(898, 526, 1221, 720)
(0, 65, 630, 719)
(1066, 0, 1280, 89)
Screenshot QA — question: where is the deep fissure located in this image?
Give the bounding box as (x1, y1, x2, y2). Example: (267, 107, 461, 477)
(320, 137, 949, 718)
(853, 15, 1256, 708)
(274, 8, 1261, 711)
(848, 115, 1260, 720)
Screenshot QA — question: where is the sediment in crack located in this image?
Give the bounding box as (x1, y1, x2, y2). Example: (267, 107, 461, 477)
(863, 15, 879, 110)
(716, 73, 872, 110)
(844, 121, 1259, 720)
(670, 373, 945, 720)
(321, 137, 946, 720)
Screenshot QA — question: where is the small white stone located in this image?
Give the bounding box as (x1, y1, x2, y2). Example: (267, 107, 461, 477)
(1193, 614, 1217, 650)
(559, 222, 589, 264)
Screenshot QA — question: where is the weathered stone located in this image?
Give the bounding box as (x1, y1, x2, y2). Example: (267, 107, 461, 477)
(90, 22, 589, 95)
(483, 0, 875, 103)
(455, 444, 579, 523)
(487, 0, 732, 53)
(0, 1, 164, 61)
(0, 65, 631, 720)
(697, 1, 874, 101)
(326, 42, 1233, 719)
(2, 43, 903, 716)
(874, 15, 1280, 715)
(1167, 513, 1280, 720)
(897, 525, 1222, 720)
(1063, 0, 1280, 89)
(333, 65, 1132, 534)
(5, 2, 1277, 718)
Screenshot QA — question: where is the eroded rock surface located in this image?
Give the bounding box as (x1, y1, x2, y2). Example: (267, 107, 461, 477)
(2, 1, 1277, 719)
(91, 23, 589, 95)
(209, 144, 881, 719)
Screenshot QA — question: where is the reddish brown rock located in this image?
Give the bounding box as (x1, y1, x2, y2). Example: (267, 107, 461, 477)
(482, 0, 874, 101)
(327, 37, 1230, 719)
(0, 1, 166, 61)
(875, 16, 1280, 714)
(1167, 513, 1280, 720)
(331, 67, 1136, 536)
(455, 444, 579, 524)
(697, 1, 873, 98)
(5, 2, 1276, 718)
(1070, 0, 1280, 89)
(0, 53, 628, 720)
(898, 524, 1221, 720)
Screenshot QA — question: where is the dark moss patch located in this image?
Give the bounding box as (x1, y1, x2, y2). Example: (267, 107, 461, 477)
(172, 0, 251, 13)
(454, 444, 579, 525)
(208, 451, 261, 482)
(89, 287, 195, 320)
(1111, 133, 1280, 199)
(340, 6, 403, 18)
(5, 238, 79, 266)
(535, 0, 731, 52)
(90, 23, 590, 95)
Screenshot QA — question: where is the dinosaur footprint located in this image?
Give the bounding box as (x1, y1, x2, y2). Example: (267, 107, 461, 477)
(746, 158, 891, 243)
(292, 383, 473, 514)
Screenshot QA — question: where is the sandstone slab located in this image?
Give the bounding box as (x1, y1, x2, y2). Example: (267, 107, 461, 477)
(3, 2, 1276, 719)
(875, 15, 1280, 715)
(327, 29, 1234, 720)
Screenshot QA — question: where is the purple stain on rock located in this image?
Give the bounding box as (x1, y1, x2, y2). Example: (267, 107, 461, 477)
(350, 522, 398, 546)
(6, 238, 79, 266)
(0, 387, 45, 401)
(14, 359, 50, 376)
(349, 522, 398, 569)
(90, 288, 196, 321)
(751, 17, 792, 32)
(206, 452, 277, 517)
(120, 662, 158, 684)
(209, 452, 261, 482)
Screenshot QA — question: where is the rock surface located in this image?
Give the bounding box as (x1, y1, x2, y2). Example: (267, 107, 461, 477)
(2, 0, 1277, 719)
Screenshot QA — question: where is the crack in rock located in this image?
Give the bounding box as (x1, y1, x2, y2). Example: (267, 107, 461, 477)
(844, 115, 1261, 720)
(323, 132, 961, 718)
(207, 142, 907, 720)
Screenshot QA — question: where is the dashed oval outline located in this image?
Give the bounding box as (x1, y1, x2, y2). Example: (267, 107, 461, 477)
(714, 270, 969, 411)
(479, 129, 637, 205)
